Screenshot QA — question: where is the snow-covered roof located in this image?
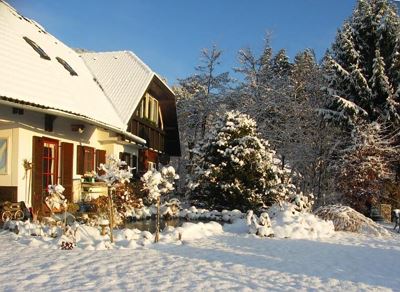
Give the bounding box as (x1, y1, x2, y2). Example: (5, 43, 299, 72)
(0, 0, 126, 131)
(81, 51, 175, 125)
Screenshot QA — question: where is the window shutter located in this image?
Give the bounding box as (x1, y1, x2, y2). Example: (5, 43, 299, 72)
(96, 149, 106, 175)
(32, 136, 44, 213)
(77, 145, 84, 175)
(61, 142, 73, 202)
(87, 147, 95, 172)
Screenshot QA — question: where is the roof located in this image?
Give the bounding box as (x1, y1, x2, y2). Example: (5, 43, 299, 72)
(81, 51, 181, 156)
(81, 51, 175, 125)
(0, 1, 127, 131)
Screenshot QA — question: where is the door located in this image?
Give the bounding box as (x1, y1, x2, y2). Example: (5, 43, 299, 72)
(32, 136, 59, 214)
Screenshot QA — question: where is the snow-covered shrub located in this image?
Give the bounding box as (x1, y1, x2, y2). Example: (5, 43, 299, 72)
(315, 205, 390, 236)
(188, 111, 298, 211)
(289, 193, 314, 212)
(267, 202, 335, 239)
(45, 184, 67, 213)
(142, 166, 179, 203)
(246, 210, 274, 237)
(97, 156, 133, 185)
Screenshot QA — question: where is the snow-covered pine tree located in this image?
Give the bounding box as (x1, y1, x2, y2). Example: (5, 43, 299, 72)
(322, 0, 400, 210)
(188, 111, 296, 211)
(324, 0, 400, 126)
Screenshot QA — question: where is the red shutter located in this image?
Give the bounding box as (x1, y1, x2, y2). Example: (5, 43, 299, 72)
(87, 147, 95, 172)
(61, 142, 73, 202)
(96, 149, 106, 175)
(77, 145, 84, 175)
(32, 136, 43, 213)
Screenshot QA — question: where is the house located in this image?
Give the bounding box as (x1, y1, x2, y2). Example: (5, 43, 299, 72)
(0, 1, 180, 212)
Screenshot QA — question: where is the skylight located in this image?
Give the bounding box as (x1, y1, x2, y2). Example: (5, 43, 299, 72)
(56, 57, 78, 76)
(23, 37, 50, 60)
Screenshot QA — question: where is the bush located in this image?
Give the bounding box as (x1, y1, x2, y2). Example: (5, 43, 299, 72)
(315, 204, 389, 236)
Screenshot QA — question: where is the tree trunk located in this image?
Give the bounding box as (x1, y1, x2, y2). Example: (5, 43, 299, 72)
(109, 188, 114, 243)
(155, 197, 160, 243)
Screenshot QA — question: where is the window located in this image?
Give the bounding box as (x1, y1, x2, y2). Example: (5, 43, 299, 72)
(148, 161, 156, 171)
(56, 57, 78, 76)
(137, 93, 160, 124)
(42, 139, 59, 191)
(77, 146, 95, 174)
(12, 108, 24, 115)
(23, 37, 50, 60)
(44, 114, 56, 132)
(119, 152, 131, 170)
(0, 138, 7, 174)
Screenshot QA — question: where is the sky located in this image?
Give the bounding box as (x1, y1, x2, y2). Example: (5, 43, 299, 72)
(8, 0, 360, 86)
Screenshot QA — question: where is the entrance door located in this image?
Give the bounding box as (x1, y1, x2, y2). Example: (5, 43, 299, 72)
(32, 136, 59, 214)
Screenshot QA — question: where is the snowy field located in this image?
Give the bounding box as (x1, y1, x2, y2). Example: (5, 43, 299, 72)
(0, 222, 399, 291)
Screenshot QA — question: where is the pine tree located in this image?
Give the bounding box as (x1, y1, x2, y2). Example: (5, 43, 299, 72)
(188, 111, 296, 211)
(324, 0, 400, 126)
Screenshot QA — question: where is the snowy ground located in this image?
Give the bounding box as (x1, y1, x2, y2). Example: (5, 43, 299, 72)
(0, 222, 399, 291)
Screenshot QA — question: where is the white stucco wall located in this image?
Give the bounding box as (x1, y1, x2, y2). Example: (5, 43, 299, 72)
(0, 105, 139, 205)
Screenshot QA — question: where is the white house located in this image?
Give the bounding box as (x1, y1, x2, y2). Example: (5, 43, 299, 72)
(0, 1, 180, 213)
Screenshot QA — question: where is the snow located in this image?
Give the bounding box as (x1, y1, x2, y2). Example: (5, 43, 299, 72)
(267, 204, 335, 239)
(0, 221, 399, 291)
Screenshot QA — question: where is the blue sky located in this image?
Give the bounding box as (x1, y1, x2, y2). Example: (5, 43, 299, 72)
(9, 0, 358, 85)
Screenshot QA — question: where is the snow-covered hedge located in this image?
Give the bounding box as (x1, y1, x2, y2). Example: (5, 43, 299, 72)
(124, 204, 244, 223)
(314, 205, 390, 237)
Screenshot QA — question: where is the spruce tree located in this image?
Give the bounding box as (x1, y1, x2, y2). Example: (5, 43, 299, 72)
(324, 0, 400, 126)
(188, 111, 296, 211)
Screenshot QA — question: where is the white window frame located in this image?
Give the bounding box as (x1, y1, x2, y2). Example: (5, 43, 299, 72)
(0, 138, 8, 175)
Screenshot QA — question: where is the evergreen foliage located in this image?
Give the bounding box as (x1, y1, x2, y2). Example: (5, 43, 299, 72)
(188, 111, 296, 211)
(324, 0, 400, 126)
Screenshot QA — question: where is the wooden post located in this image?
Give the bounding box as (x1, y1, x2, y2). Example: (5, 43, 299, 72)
(63, 205, 68, 234)
(109, 187, 114, 243)
(155, 197, 160, 243)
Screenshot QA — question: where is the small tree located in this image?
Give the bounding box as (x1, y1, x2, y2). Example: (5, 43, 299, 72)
(188, 110, 297, 211)
(141, 166, 179, 242)
(97, 156, 133, 243)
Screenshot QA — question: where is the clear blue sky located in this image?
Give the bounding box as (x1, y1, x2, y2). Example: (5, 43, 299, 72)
(9, 0, 358, 86)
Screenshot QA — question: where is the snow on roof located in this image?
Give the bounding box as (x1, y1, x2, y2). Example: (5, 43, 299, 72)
(0, 0, 126, 130)
(81, 51, 175, 125)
